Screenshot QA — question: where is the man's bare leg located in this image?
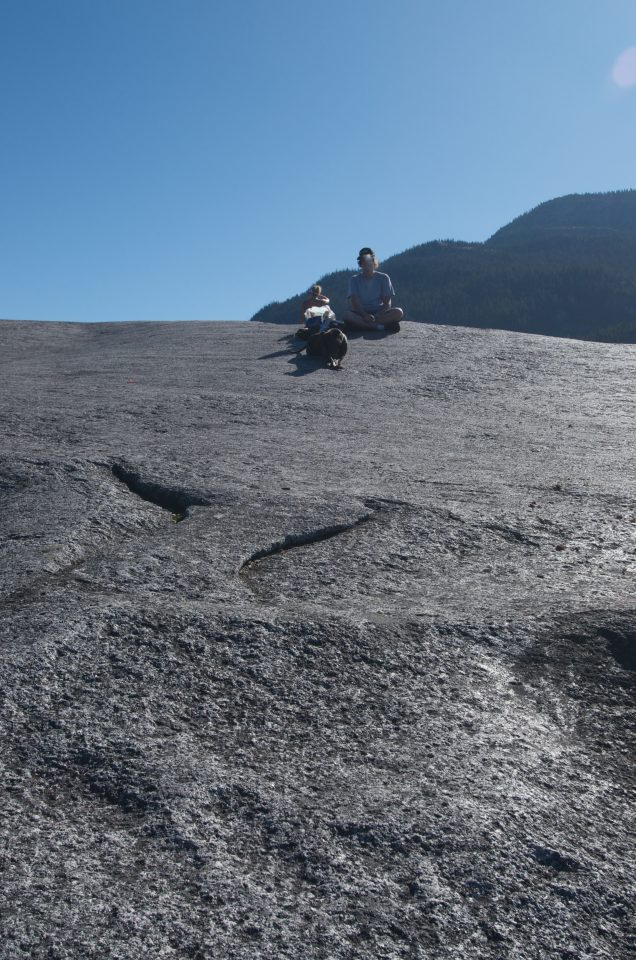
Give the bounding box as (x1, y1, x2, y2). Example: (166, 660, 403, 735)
(375, 307, 404, 326)
(342, 309, 378, 330)
(343, 307, 403, 331)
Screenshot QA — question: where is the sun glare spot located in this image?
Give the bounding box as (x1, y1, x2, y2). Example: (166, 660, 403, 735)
(612, 46, 636, 87)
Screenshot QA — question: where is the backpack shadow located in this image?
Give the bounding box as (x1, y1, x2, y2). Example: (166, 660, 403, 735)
(257, 348, 296, 360)
(285, 352, 326, 377)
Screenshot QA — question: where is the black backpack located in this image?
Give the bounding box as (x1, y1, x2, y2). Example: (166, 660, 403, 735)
(306, 328, 348, 369)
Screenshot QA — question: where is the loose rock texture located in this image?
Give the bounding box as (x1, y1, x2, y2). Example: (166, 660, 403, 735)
(0, 319, 634, 959)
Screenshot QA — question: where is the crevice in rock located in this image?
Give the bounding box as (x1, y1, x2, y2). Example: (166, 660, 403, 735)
(0, 466, 213, 612)
(111, 463, 211, 522)
(483, 521, 541, 547)
(240, 512, 374, 575)
(598, 626, 636, 672)
(531, 844, 580, 872)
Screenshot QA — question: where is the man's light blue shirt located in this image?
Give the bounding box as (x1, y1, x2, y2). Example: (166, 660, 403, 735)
(347, 271, 395, 312)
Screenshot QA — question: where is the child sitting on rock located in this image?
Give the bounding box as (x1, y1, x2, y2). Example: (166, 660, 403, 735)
(297, 285, 340, 339)
(300, 284, 330, 319)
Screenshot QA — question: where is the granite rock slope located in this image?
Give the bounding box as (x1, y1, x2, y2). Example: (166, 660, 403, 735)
(0, 319, 634, 959)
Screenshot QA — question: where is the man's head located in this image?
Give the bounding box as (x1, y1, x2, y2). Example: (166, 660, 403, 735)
(357, 247, 378, 273)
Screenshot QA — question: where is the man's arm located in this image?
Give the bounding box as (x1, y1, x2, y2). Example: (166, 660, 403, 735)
(381, 274, 395, 309)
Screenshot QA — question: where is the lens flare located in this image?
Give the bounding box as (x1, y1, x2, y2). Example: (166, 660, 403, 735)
(612, 46, 636, 87)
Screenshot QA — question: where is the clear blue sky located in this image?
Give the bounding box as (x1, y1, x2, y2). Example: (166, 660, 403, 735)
(2, 0, 635, 322)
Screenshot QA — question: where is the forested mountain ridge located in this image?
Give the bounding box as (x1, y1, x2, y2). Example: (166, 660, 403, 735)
(489, 189, 636, 243)
(251, 190, 636, 342)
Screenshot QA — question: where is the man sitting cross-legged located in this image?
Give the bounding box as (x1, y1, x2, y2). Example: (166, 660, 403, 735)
(342, 247, 404, 332)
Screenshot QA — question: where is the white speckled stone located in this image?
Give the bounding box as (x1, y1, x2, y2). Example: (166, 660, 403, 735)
(0, 319, 634, 959)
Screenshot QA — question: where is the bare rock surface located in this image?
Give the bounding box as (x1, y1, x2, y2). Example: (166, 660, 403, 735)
(0, 319, 634, 959)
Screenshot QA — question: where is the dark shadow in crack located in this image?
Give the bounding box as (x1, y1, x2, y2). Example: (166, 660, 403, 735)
(239, 511, 374, 584)
(599, 626, 636, 672)
(241, 516, 373, 568)
(111, 463, 211, 522)
(1, 465, 214, 613)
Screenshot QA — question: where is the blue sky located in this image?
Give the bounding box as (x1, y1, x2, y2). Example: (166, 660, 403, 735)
(2, 0, 635, 322)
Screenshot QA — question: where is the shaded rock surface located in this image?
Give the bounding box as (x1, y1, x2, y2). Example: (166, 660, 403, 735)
(0, 319, 634, 959)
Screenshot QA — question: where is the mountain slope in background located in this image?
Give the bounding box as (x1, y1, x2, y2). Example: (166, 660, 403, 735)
(251, 190, 636, 342)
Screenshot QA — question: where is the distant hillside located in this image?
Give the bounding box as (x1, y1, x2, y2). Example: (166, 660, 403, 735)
(251, 190, 636, 342)
(489, 189, 636, 243)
